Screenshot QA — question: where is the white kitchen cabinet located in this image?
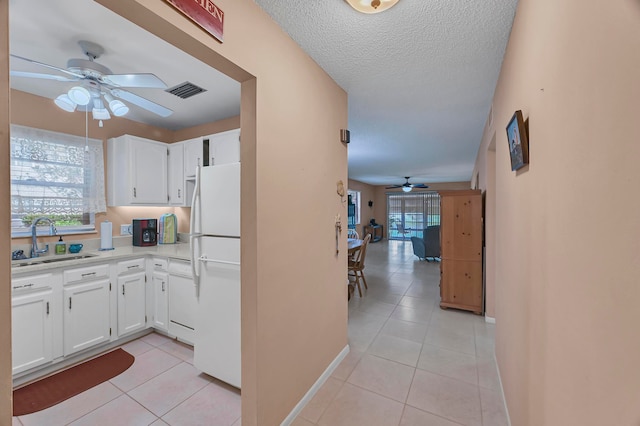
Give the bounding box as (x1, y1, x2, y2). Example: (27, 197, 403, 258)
(168, 143, 185, 206)
(151, 262, 169, 331)
(63, 279, 111, 356)
(183, 137, 204, 179)
(107, 134, 169, 206)
(117, 269, 147, 337)
(205, 128, 240, 166)
(11, 274, 61, 374)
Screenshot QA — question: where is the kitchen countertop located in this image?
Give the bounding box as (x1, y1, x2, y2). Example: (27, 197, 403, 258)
(11, 239, 191, 276)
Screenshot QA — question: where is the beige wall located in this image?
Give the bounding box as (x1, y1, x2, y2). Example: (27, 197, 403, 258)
(0, 1, 11, 422)
(95, 1, 348, 425)
(10, 90, 239, 247)
(472, 0, 640, 424)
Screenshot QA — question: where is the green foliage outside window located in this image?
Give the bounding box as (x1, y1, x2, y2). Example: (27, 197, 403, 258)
(21, 213, 83, 227)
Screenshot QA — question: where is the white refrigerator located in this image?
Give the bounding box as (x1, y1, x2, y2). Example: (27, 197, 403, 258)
(190, 162, 241, 388)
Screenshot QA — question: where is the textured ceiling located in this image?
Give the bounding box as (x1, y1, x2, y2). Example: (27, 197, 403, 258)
(253, 0, 518, 185)
(9, 0, 240, 131)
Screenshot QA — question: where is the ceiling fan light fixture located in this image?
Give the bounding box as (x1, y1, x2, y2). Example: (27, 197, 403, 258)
(67, 86, 91, 106)
(110, 100, 129, 117)
(92, 98, 111, 121)
(402, 186, 412, 192)
(104, 93, 129, 117)
(92, 108, 110, 120)
(345, 0, 399, 14)
(54, 94, 77, 112)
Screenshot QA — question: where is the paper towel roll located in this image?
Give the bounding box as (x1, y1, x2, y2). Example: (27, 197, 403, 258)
(100, 221, 113, 250)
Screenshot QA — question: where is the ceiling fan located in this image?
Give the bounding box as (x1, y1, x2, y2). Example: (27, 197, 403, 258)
(10, 40, 173, 122)
(386, 177, 429, 192)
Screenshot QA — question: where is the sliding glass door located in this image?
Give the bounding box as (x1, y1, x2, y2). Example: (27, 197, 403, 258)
(387, 192, 440, 240)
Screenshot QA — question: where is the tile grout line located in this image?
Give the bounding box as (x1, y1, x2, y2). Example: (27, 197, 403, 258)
(63, 394, 159, 426)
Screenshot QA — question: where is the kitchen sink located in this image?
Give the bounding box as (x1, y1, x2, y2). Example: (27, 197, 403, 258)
(41, 254, 98, 263)
(12, 254, 98, 268)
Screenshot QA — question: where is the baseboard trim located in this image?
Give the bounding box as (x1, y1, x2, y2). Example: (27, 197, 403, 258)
(281, 344, 350, 426)
(494, 354, 512, 426)
(485, 316, 496, 324)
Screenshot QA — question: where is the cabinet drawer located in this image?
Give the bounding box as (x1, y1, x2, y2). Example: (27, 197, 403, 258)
(117, 258, 146, 275)
(12, 273, 54, 293)
(168, 259, 192, 277)
(151, 258, 168, 272)
(63, 264, 110, 285)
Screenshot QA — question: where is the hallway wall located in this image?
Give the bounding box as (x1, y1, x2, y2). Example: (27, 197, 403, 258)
(473, 0, 640, 424)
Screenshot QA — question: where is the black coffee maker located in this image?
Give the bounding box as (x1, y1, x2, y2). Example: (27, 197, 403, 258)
(132, 218, 157, 247)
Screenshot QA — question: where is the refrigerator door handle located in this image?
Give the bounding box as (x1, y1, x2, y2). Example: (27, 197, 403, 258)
(190, 234, 201, 296)
(198, 255, 241, 266)
(190, 165, 202, 296)
(190, 165, 201, 235)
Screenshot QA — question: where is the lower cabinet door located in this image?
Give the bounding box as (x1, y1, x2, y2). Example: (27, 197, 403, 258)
(168, 272, 197, 344)
(118, 271, 147, 336)
(12, 290, 54, 374)
(152, 271, 169, 331)
(63, 280, 111, 356)
(440, 259, 483, 312)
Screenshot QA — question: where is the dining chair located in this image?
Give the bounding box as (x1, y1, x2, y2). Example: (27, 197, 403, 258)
(348, 233, 371, 297)
(396, 223, 411, 240)
(347, 228, 359, 239)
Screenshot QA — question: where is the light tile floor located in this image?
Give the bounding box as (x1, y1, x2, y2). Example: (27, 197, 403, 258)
(293, 240, 509, 426)
(13, 240, 507, 426)
(13, 334, 241, 426)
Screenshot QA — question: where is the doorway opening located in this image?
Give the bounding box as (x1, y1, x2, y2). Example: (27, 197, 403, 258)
(386, 192, 440, 240)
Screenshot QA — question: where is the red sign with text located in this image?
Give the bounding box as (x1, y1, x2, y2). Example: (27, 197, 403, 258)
(165, 0, 224, 43)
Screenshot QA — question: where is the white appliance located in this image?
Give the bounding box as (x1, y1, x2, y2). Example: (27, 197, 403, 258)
(190, 161, 241, 388)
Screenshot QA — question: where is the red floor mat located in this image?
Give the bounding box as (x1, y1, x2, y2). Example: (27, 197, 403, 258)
(13, 348, 134, 416)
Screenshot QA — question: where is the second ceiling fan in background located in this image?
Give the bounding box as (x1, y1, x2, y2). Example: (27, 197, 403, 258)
(386, 177, 429, 192)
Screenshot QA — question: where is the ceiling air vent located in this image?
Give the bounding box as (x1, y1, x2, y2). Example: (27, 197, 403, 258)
(165, 82, 207, 99)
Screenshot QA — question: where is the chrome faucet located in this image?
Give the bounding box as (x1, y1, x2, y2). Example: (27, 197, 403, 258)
(31, 217, 56, 258)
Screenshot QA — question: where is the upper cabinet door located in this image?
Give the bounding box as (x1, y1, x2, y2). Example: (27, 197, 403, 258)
(107, 135, 169, 206)
(131, 140, 168, 204)
(206, 129, 240, 166)
(168, 143, 185, 206)
(183, 137, 204, 179)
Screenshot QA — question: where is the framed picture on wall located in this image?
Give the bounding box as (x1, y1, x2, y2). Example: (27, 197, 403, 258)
(506, 110, 529, 171)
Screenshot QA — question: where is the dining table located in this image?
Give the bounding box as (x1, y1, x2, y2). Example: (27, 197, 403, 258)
(347, 238, 363, 255)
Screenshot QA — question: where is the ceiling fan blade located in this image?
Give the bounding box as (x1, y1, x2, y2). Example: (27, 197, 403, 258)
(111, 88, 173, 117)
(10, 54, 85, 79)
(103, 73, 167, 89)
(413, 184, 429, 188)
(10, 70, 79, 82)
(385, 185, 401, 189)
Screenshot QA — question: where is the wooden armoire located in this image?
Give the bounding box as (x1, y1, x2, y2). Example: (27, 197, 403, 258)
(438, 190, 483, 314)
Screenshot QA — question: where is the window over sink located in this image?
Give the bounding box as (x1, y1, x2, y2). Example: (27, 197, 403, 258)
(10, 125, 107, 238)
